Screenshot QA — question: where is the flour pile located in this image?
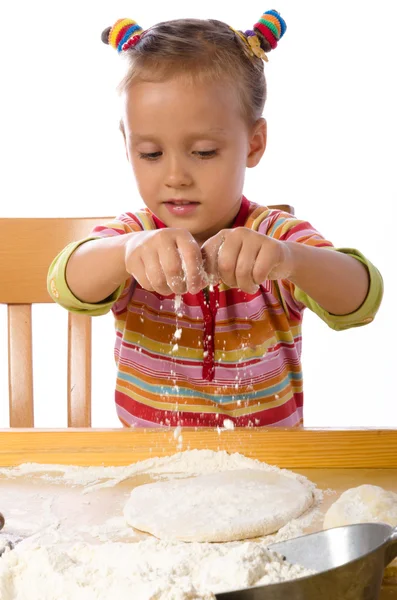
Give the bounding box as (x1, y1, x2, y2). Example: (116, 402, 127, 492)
(0, 538, 315, 599)
(0, 450, 322, 599)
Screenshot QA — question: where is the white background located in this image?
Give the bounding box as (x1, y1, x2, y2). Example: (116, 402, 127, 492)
(0, 1, 396, 428)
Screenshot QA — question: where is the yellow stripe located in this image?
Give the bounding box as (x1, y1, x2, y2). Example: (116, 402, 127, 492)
(121, 330, 203, 359)
(119, 327, 301, 361)
(135, 210, 157, 231)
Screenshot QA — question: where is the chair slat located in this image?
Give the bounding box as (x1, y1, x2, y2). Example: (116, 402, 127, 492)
(8, 305, 34, 427)
(67, 313, 92, 427)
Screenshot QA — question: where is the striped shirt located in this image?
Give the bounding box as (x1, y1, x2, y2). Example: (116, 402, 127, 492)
(48, 197, 383, 428)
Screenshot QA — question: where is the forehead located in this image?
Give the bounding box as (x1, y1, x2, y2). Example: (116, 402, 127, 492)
(122, 76, 244, 136)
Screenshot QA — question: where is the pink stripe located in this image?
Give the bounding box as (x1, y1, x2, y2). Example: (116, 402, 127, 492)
(117, 405, 164, 428)
(270, 405, 303, 427)
(127, 305, 204, 331)
(216, 293, 274, 321)
(132, 289, 204, 319)
(117, 346, 301, 388)
(92, 226, 124, 236)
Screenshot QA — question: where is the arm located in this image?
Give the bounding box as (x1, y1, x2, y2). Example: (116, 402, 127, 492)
(47, 214, 144, 314)
(49, 226, 208, 312)
(65, 233, 134, 304)
(284, 242, 369, 315)
(201, 219, 383, 329)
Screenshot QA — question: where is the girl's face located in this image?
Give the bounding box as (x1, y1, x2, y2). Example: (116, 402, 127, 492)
(121, 76, 267, 244)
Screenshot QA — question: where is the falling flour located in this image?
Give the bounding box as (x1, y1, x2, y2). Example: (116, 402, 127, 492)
(174, 294, 183, 317)
(0, 451, 322, 599)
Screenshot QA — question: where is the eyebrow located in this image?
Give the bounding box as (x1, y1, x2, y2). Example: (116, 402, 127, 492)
(129, 128, 228, 142)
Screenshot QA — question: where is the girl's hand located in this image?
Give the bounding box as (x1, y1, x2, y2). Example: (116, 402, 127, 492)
(124, 229, 208, 295)
(201, 228, 292, 294)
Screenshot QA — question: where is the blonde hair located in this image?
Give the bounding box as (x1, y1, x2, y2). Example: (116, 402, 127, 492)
(103, 18, 276, 126)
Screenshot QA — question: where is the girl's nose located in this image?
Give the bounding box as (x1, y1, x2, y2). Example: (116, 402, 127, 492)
(164, 156, 193, 188)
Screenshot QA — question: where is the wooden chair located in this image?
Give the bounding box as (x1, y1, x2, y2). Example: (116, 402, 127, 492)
(0, 204, 294, 429)
(0, 217, 112, 428)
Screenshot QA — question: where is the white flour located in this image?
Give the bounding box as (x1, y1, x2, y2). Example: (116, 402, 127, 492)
(174, 294, 183, 317)
(0, 538, 315, 599)
(0, 451, 322, 599)
(173, 328, 182, 340)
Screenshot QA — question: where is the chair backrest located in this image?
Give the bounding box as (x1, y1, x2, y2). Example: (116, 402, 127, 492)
(0, 218, 112, 428)
(0, 204, 294, 428)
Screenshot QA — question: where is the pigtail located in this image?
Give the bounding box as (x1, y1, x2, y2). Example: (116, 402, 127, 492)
(101, 27, 112, 45)
(230, 9, 286, 62)
(250, 10, 287, 53)
(101, 19, 145, 52)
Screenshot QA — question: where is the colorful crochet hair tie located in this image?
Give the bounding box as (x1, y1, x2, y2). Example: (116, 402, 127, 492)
(230, 9, 286, 62)
(103, 18, 144, 53)
(253, 9, 287, 50)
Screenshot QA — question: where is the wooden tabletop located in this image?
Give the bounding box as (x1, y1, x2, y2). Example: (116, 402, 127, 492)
(0, 428, 396, 467)
(0, 428, 396, 597)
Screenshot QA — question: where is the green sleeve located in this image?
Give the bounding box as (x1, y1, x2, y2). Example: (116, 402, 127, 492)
(47, 237, 126, 316)
(293, 248, 383, 331)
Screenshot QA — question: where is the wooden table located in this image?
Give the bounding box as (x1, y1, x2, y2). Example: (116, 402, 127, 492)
(0, 428, 396, 598)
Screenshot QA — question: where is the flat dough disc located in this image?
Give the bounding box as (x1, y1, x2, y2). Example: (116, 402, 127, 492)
(324, 484, 397, 530)
(124, 469, 314, 542)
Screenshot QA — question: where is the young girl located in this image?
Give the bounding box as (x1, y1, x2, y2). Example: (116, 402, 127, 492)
(48, 10, 383, 428)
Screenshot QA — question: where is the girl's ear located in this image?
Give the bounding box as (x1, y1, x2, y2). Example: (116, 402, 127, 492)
(246, 118, 267, 168)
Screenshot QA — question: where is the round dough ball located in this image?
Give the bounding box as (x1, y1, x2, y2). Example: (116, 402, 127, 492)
(124, 469, 314, 542)
(324, 484, 397, 530)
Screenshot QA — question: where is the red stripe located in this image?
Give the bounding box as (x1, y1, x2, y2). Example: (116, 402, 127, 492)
(232, 196, 250, 227)
(115, 24, 133, 48)
(116, 390, 302, 427)
(254, 23, 278, 49)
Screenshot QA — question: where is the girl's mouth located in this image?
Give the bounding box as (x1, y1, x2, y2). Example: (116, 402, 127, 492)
(164, 200, 199, 216)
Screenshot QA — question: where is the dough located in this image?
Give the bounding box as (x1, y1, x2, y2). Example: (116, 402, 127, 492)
(324, 484, 397, 530)
(124, 469, 314, 542)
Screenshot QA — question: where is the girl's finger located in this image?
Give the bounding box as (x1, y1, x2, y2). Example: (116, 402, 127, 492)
(159, 241, 187, 295)
(235, 241, 261, 293)
(201, 232, 224, 285)
(144, 249, 174, 295)
(217, 234, 243, 288)
(132, 256, 155, 292)
(252, 243, 273, 285)
(177, 237, 208, 293)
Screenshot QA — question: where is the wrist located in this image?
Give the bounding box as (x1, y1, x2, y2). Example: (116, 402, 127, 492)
(279, 240, 297, 281)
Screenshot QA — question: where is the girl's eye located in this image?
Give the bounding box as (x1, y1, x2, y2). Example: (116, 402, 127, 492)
(138, 150, 218, 160)
(138, 152, 162, 160)
(194, 150, 218, 158)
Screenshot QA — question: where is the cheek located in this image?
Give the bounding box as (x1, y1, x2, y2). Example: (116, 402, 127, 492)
(130, 159, 159, 191)
(203, 157, 245, 193)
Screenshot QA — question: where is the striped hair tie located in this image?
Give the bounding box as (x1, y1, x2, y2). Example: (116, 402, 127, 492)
(253, 10, 287, 50)
(103, 18, 145, 53)
(231, 9, 286, 62)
